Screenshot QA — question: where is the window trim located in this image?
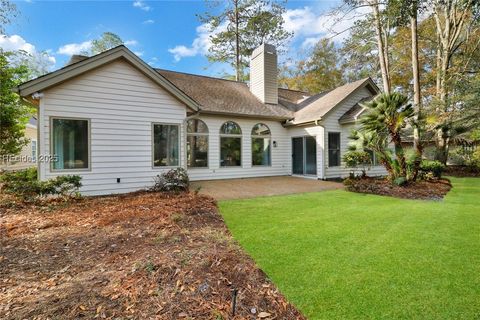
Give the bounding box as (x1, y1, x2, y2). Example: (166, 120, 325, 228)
(328, 131, 341, 167)
(151, 122, 181, 169)
(31, 139, 37, 162)
(186, 119, 209, 169)
(219, 121, 242, 168)
(365, 149, 379, 166)
(251, 123, 272, 167)
(49, 116, 91, 172)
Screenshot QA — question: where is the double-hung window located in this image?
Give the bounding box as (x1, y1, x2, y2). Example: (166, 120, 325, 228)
(251, 123, 271, 166)
(153, 123, 180, 167)
(51, 118, 89, 170)
(186, 119, 208, 168)
(220, 121, 242, 167)
(328, 132, 341, 167)
(365, 149, 379, 166)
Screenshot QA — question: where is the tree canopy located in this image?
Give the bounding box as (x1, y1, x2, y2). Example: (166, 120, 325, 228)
(198, 0, 291, 81)
(90, 32, 124, 55)
(0, 50, 34, 158)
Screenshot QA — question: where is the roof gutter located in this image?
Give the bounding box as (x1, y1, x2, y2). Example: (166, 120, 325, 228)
(283, 117, 323, 127)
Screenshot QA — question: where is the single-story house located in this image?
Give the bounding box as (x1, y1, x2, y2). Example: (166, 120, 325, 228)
(17, 44, 386, 195)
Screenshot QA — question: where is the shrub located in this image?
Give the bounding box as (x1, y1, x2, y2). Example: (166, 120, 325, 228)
(151, 167, 189, 192)
(343, 150, 372, 178)
(393, 176, 407, 186)
(470, 148, 480, 170)
(420, 160, 445, 178)
(0, 168, 82, 202)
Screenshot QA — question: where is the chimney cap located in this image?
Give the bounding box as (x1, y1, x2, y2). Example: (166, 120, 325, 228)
(66, 54, 89, 66)
(251, 43, 276, 59)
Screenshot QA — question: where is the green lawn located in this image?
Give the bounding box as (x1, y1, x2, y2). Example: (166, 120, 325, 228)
(219, 177, 480, 320)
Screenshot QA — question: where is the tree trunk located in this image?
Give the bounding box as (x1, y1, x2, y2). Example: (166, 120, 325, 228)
(436, 129, 449, 164)
(371, 0, 391, 94)
(392, 132, 407, 178)
(411, 1, 423, 180)
(234, 0, 240, 81)
(432, 0, 473, 164)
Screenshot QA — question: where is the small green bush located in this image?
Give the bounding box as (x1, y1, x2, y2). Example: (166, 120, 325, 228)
(0, 168, 82, 202)
(420, 160, 445, 178)
(470, 148, 480, 169)
(393, 176, 407, 186)
(343, 150, 372, 177)
(151, 167, 189, 192)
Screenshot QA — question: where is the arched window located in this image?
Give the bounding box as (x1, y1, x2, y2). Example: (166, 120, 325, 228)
(251, 123, 271, 166)
(220, 121, 242, 167)
(186, 119, 208, 168)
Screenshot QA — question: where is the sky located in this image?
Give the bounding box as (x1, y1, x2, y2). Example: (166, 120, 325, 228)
(1, 0, 364, 77)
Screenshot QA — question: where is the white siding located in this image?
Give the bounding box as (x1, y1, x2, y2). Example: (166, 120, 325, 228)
(187, 115, 291, 181)
(39, 60, 188, 195)
(250, 44, 278, 104)
(321, 86, 387, 179)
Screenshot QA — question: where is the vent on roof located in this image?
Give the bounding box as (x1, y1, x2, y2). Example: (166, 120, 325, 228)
(250, 44, 278, 105)
(66, 55, 89, 66)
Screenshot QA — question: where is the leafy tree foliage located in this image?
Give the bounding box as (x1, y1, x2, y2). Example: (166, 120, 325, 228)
(0, 0, 17, 34)
(198, 0, 291, 81)
(359, 92, 414, 180)
(0, 50, 34, 157)
(279, 38, 344, 93)
(341, 18, 379, 83)
(89, 32, 124, 55)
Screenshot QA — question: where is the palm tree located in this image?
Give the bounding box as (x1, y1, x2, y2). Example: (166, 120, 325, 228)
(359, 92, 414, 179)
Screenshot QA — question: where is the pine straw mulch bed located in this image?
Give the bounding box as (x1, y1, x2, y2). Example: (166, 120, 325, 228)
(344, 177, 452, 200)
(0, 192, 305, 320)
(444, 165, 480, 177)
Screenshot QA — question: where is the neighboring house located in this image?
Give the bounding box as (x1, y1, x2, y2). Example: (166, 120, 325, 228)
(0, 117, 37, 170)
(16, 45, 386, 195)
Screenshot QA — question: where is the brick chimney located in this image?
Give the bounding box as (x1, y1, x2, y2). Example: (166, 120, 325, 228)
(250, 44, 278, 104)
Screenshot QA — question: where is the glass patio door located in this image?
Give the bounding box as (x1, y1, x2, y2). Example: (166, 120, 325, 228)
(292, 137, 304, 174)
(292, 136, 317, 175)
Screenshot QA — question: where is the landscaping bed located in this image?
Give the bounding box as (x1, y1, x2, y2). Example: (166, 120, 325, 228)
(444, 165, 480, 177)
(344, 177, 452, 200)
(0, 192, 304, 319)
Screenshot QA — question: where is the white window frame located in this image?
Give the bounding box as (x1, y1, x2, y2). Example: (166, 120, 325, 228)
(151, 122, 181, 168)
(219, 121, 242, 168)
(186, 119, 209, 169)
(328, 132, 341, 167)
(251, 123, 272, 167)
(50, 116, 91, 172)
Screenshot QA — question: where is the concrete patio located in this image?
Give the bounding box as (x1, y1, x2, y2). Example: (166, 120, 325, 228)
(191, 176, 342, 200)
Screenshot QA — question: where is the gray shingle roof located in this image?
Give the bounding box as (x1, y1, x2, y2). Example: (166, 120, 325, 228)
(157, 69, 296, 119)
(290, 78, 377, 125)
(18, 44, 378, 124)
(338, 97, 372, 124)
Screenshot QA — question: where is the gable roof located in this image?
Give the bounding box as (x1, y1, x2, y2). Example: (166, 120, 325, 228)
(288, 78, 379, 125)
(17, 45, 380, 124)
(17, 46, 199, 111)
(338, 97, 372, 124)
(157, 69, 294, 120)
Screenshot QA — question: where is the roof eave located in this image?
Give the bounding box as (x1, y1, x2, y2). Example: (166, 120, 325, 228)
(299, 78, 380, 125)
(200, 109, 292, 121)
(17, 46, 200, 112)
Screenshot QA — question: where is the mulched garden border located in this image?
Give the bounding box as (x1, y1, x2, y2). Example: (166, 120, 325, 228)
(344, 177, 452, 200)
